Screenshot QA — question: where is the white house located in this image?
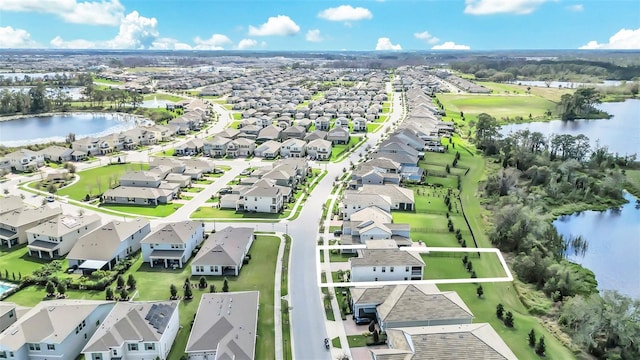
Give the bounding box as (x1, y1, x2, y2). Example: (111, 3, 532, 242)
(141, 221, 205, 268)
(0, 300, 115, 360)
(236, 186, 283, 213)
(341, 191, 392, 220)
(190, 227, 254, 276)
(185, 292, 259, 360)
(226, 138, 256, 158)
(4, 150, 45, 172)
(0, 206, 62, 248)
(306, 139, 332, 160)
(349, 241, 424, 282)
(279, 138, 306, 158)
(67, 219, 151, 274)
(26, 213, 102, 259)
(82, 301, 180, 360)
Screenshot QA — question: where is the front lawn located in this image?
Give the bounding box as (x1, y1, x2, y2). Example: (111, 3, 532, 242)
(330, 137, 364, 162)
(57, 163, 150, 201)
(100, 203, 182, 217)
(190, 206, 291, 220)
(366, 123, 382, 132)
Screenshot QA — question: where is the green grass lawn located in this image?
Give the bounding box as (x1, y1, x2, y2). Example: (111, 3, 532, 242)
(232, 112, 242, 120)
(151, 148, 175, 157)
(100, 203, 182, 217)
(190, 206, 292, 220)
(331, 137, 364, 162)
(366, 123, 382, 132)
(92, 76, 123, 85)
(0, 245, 64, 278)
(57, 163, 149, 201)
(183, 187, 203, 193)
(422, 253, 506, 279)
(143, 93, 185, 102)
(437, 93, 557, 121)
(328, 251, 356, 263)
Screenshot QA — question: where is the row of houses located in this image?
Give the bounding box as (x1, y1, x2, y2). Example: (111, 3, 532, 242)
(0, 291, 260, 360)
(219, 158, 308, 213)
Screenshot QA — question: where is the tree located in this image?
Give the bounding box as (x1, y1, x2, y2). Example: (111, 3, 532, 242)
(474, 113, 501, 154)
(535, 337, 546, 356)
(170, 284, 178, 299)
(66, 132, 76, 144)
(528, 329, 536, 348)
(222, 278, 229, 292)
(116, 275, 125, 289)
(184, 285, 193, 299)
(120, 288, 129, 301)
(56, 282, 67, 296)
(199, 276, 207, 288)
(466, 261, 473, 272)
(127, 274, 136, 289)
(496, 304, 504, 320)
(476, 285, 484, 298)
(46, 281, 56, 296)
(504, 311, 514, 328)
(106, 287, 114, 300)
(209, 284, 216, 293)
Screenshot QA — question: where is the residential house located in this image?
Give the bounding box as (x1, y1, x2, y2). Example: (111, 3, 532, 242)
(67, 218, 151, 273)
(256, 125, 282, 143)
(150, 158, 185, 174)
(0, 300, 115, 360)
(279, 139, 306, 158)
(203, 137, 232, 157)
(0, 206, 62, 248)
(174, 139, 204, 156)
(164, 173, 191, 188)
(4, 150, 45, 172)
(327, 127, 350, 145)
(281, 125, 306, 140)
(306, 139, 332, 160)
(82, 301, 179, 360)
(350, 284, 473, 330)
(349, 241, 424, 282)
(190, 227, 255, 276)
(314, 117, 330, 131)
(370, 323, 518, 360)
(226, 138, 256, 158)
(185, 291, 259, 360)
(103, 187, 174, 206)
(26, 213, 102, 259)
(72, 137, 101, 156)
(340, 208, 411, 251)
(215, 128, 240, 139)
(0, 196, 23, 215)
(182, 158, 215, 175)
(304, 130, 327, 142)
(119, 171, 163, 188)
(40, 146, 73, 163)
(141, 221, 205, 268)
(254, 140, 282, 159)
(0, 303, 18, 333)
(236, 186, 283, 213)
(361, 185, 415, 211)
(341, 191, 392, 220)
(334, 117, 349, 129)
(353, 117, 367, 132)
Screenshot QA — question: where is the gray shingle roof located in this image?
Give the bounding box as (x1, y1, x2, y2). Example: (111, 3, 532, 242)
(350, 248, 425, 267)
(191, 227, 254, 267)
(141, 221, 203, 245)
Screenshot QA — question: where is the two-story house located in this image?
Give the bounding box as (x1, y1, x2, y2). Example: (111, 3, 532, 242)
(226, 138, 256, 158)
(203, 137, 232, 157)
(0, 206, 62, 248)
(306, 139, 332, 160)
(141, 221, 205, 269)
(4, 150, 45, 172)
(82, 301, 179, 360)
(279, 139, 306, 158)
(26, 213, 102, 259)
(236, 186, 283, 213)
(0, 300, 115, 360)
(349, 241, 424, 282)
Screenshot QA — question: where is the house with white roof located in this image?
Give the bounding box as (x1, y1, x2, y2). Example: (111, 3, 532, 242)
(141, 221, 205, 269)
(26, 213, 102, 259)
(82, 301, 179, 360)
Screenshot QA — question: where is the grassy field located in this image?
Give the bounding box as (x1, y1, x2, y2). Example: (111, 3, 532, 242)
(422, 252, 506, 279)
(366, 123, 382, 132)
(92, 76, 123, 85)
(190, 205, 293, 220)
(57, 163, 150, 201)
(6, 235, 280, 360)
(331, 136, 364, 162)
(437, 93, 556, 121)
(100, 203, 183, 217)
(143, 93, 185, 102)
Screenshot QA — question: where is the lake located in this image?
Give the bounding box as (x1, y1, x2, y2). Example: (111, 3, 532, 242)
(500, 99, 640, 156)
(554, 192, 640, 297)
(0, 113, 149, 147)
(510, 80, 623, 89)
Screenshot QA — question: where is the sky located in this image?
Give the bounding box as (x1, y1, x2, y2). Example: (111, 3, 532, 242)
(0, 0, 639, 51)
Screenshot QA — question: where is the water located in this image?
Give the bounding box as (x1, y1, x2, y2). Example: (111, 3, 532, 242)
(500, 99, 640, 156)
(0, 282, 15, 297)
(554, 192, 640, 297)
(0, 113, 149, 147)
(511, 80, 623, 89)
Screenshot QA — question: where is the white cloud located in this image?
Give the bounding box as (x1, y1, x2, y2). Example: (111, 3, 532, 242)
(150, 37, 192, 50)
(432, 41, 471, 50)
(248, 15, 300, 36)
(318, 5, 373, 21)
(566, 4, 583, 12)
(50, 10, 160, 49)
(0, 0, 124, 26)
(305, 29, 323, 42)
(193, 34, 232, 50)
(464, 0, 551, 15)
(375, 37, 402, 51)
(0, 26, 38, 48)
(237, 38, 258, 50)
(414, 31, 440, 44)
(579, 27, 640, 49)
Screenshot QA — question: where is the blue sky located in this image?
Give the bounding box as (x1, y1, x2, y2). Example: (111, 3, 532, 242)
(0, 0, 639, 50)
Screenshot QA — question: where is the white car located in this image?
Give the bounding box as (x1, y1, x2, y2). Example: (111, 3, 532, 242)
(46, 195, 55, 202)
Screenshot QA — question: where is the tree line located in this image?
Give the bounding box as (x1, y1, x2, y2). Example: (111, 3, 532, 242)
(474, 121, 638, 358)
(0, 72, 93, 87)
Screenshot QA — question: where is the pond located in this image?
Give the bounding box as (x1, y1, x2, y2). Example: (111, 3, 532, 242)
(554, 192, 640, 297)
(509, 80, 623, 89)
(0, 113, 150, 147)
(500, 99, 640, 156)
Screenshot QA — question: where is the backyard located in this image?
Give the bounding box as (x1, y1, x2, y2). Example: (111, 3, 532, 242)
(56, 163, 150, 201)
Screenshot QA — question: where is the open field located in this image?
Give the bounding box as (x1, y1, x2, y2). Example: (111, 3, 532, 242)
(6, 235, 280, 360)
(57, 163, 149, 201)
(331, 136, 364, 162)
(437, 93, 556, 121)
(100, 203, 183, 217)
(143, 93, 185, 102)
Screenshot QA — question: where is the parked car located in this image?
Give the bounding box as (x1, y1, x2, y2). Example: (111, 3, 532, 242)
(46, 195, 55, 202)
(354, 317, 373, 325)
(324, 338, 330, 350)
(333, 230, 342, 237)
(218, 187, 232, 195)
